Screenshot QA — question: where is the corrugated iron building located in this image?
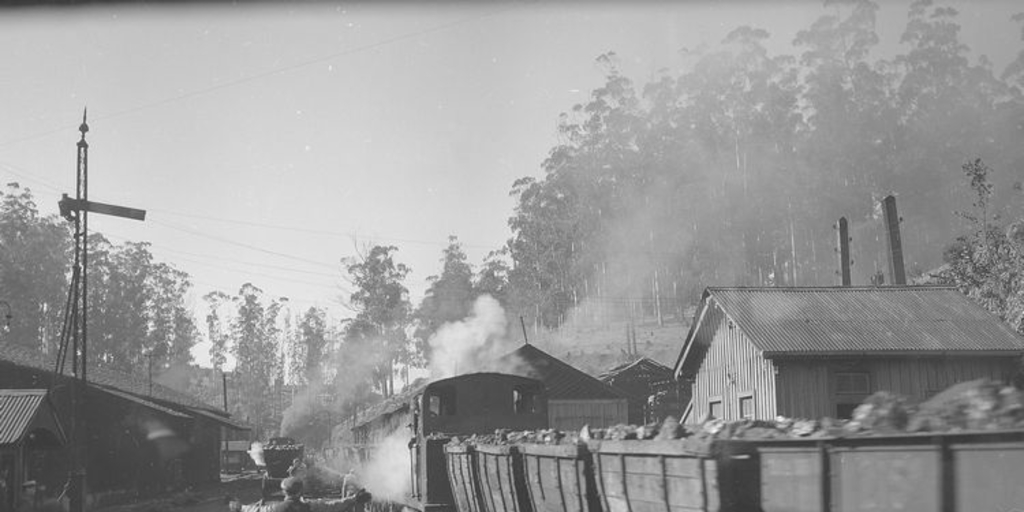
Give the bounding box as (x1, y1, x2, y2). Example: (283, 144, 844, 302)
(674, 287, 1024, 423)
(0, 389, 66, 512)
(499, 344, 629, 430)
(0, 341, 248, 502)
(599, 358, 688, 424)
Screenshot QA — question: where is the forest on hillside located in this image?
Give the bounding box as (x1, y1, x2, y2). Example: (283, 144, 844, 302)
(2, 0, 1024, 446)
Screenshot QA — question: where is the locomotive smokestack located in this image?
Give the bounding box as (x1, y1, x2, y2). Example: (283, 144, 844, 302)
(836, 217, 851, 286)
(882, 195, 906, 285)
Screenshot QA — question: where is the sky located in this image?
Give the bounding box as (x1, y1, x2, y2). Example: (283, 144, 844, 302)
(0, 0, 1020, 362)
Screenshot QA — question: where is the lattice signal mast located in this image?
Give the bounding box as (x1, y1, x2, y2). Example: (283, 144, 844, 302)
(55, 110, 146, 512)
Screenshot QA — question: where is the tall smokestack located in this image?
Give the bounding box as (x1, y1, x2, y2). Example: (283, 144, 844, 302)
(836, 217, 852, 286)
(882, 195, 906, 285)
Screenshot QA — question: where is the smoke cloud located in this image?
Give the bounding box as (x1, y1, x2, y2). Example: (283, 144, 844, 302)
(427, 295, 528, 379)
(359, 431, 412, 500)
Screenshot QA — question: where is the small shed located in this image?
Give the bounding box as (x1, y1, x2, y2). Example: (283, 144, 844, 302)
(0, 389, 66, 512)
(674, 286, 1024, 423)
(599, 358, 687, 424)
(499, 344, 629, 430)
(0, 341, 249, 500)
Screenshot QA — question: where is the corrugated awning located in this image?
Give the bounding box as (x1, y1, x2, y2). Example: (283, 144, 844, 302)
(0, 389, 64, 446)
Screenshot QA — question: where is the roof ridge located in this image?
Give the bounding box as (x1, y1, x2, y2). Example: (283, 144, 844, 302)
(0, 388, 48, 395)
(509, 344, 631, 399)
(0, 340, 222, 412)
(709, 285, 955, 292)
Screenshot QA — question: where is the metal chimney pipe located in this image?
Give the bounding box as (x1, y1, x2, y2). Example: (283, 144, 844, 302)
(882, 195, 906, 285)
(837, 217, 852, 286)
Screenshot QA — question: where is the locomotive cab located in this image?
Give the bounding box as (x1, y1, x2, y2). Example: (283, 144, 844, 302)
(409, 373, 547, 512)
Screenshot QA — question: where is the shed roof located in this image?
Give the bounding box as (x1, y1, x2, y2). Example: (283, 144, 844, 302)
(352, 378, 428, 430)
(599, 357, 673, 384)
(675, 286, 1024, 376)
(0, 341, 246, 428)
(0, 389, 64, 446)
(97, 385, 192, 418)
(500, 344, 628, 401)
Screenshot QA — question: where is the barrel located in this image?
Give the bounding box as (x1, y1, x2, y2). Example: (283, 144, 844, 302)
(590, 439, 758, 512)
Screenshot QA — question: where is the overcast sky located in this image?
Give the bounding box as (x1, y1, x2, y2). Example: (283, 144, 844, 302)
(1, 1, 1020, 335)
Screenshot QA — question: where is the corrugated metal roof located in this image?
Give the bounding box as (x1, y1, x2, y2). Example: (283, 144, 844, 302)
(0, 389, 47, 445)
(97, 385, 191, 418)
(707, 286, 1024, 355)
(500, 344, 628, 400)
(0, 341, 248, 430)
(0, 341, 223, 413)
(187, 406, 251, 430)
(598, 357, 672, 383)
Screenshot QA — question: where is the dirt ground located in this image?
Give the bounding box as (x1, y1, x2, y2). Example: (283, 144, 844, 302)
(93, 473, 266, 512)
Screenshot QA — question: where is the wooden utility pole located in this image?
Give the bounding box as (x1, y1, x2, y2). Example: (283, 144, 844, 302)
(56, 110, 146, 512)
(223, 372, 229, 412)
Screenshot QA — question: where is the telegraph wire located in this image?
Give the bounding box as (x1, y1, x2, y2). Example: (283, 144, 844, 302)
(0, 162, 503, 251)
(0, 161, 64, 193)
(0, 3, 525, 148)
(101, 233, 353, 310)
(187, 277, 349, 313)
(149, 207, 499, 250)
(149, 218, 341, 270)
(140, 243, 343, 280)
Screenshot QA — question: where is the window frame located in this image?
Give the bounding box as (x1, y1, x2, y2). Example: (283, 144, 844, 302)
(513, 386, 537, 415)
(708, 396, 724, 420)
(738, 392, 755, 420)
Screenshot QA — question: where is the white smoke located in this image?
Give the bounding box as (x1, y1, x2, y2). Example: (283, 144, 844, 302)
(360, 431, 412, 500)
(428, 295, 517, 379)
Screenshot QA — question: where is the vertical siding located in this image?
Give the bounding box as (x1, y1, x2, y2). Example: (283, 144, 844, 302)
(777, 357, 1018, 418)
(548, 399, 628, 430)
(687, 306, 777, 424)
(775, 361, 831, 419)
(870, 357, 1016, 400)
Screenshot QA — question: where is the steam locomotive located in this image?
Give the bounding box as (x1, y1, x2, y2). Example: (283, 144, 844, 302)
(351, 372, 549, 512)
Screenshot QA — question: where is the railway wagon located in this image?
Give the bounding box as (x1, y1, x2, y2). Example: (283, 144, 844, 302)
(446, 428, 1024, 512)
(352, 373, 549, 512)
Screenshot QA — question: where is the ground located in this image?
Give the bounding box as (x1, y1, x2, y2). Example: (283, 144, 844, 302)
(93, 473, 264, 512)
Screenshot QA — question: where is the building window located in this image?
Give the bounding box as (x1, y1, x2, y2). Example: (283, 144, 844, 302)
(428, 387, 456, 416)
(836, 372, 870, 395)
(709, 398, 723, 419)
(739, 394, 755, 419)
(513, 387, 536, 414)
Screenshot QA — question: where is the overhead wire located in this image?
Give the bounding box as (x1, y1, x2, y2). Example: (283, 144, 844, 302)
(148, 207, 499, 249)
(0, 160, 65, 194)
(102, 233, 342, 290)
(149, 218, 341, 270)
(0, 161, 502, 251)
(101, 230, 353, 308)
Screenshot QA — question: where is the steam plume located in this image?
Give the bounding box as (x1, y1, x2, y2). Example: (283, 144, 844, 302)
(360, 431, 411, 500)
(428, 295, 526, 379)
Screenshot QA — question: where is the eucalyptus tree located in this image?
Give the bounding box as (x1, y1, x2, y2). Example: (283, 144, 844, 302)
(342, 245, 413, 398)
(0, 183, 71, 353)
